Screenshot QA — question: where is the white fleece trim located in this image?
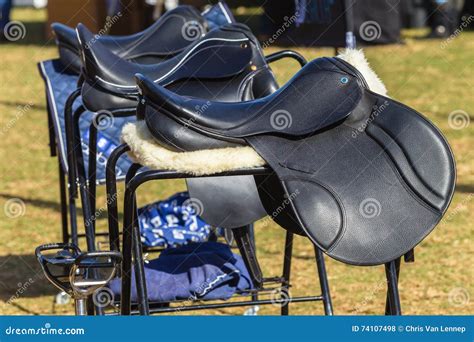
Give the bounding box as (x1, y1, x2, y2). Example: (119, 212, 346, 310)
(122, 49, 387, 175)
(337, 49, 388, 96)
(121, 121, 265, 176)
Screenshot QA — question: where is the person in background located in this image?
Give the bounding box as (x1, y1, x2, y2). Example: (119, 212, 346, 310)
(425, 0, 464, 38)
(0, 0, 13, 41)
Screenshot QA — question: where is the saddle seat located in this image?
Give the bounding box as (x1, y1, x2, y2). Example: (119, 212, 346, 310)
(78, 23, 276, 113)
(136, 54, 456, 266)
(137, 57, 365, 149)
(52, 6, 207, 74)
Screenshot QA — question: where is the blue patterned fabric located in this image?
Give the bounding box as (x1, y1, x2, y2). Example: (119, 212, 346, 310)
(138, 192, 213, 248)
(38, 59, 133, 183)
(109, 242, 254, 302)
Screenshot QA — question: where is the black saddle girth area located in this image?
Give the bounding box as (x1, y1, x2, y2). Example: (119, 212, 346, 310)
(139, 57, 456, 266)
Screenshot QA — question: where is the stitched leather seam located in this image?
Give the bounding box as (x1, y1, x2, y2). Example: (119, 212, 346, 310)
(366, 129, 442, 215)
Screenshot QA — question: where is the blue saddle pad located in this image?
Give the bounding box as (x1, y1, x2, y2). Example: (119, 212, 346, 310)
(109, 242, 254, 302)
(37, 2, 235, 184)
(38, 59, 134, 183)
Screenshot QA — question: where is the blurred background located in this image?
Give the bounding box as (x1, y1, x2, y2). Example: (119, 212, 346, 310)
(0, 0, 472, 315)
(1, 0, 473, 43)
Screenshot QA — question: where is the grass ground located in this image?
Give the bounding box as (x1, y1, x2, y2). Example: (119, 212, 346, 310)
(0, 8, 472, 315)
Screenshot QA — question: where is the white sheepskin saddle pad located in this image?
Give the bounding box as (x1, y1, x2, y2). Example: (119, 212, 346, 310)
(121, 49, 387, 176)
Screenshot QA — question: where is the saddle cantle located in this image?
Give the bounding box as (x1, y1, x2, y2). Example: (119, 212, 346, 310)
(78, 22, 280, 229)
(137, 56, 456, 266)
(52, 6, 208, 74)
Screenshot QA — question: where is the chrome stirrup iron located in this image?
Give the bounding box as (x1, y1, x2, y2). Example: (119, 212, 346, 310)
(36, 244, 121, 315)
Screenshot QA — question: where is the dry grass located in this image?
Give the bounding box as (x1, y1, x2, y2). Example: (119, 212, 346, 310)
(0, 8, 472, 315)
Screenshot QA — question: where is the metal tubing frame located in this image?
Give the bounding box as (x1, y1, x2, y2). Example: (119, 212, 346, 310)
(109, 295, 324, 315)
(118, 166, 335, 316)
(385, 258, 402, 315)
(314, 246, 334, 315)
(280, 230, 293, 315)
(105, 143, 131, 252)
(63, 89, 82, 246)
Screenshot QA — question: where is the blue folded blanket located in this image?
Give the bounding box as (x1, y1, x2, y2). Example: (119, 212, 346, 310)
(109, 242, 254, 302)
(138, 192, 213, 248)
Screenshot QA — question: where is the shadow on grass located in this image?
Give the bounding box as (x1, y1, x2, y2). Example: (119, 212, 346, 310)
(0, 192, 61, 213)
(0, 193, 124, 222)
(0, 100, 46, 111)
(0, 254, 57, 302)
(455, 184, 474, 194)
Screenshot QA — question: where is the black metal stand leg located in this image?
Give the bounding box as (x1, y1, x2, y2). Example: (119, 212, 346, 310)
(58, 159, 69, 244)
(314, 246, 333, 315)
(106, 144, 130, 252)
(46, 103, 57, 158)
(121, 163, 145, 315)
(69, 193, 79, 246)
(88, 121, 98, 232)
(281, 231, 293, 316)
(132, 197, 150, 315)
(385, 258, 402, 315)
(72, 107, 96, 252)
(121, 189, 133, 315)
(64, 90, 82, 245)
(126, 164, 149, 315)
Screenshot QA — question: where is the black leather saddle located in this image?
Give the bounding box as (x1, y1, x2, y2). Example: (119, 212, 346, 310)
(53, 5, 207, 74)
(78, 23, 277, 114)
(137, 56, 456, 266)
(77, 22, 280, 229)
